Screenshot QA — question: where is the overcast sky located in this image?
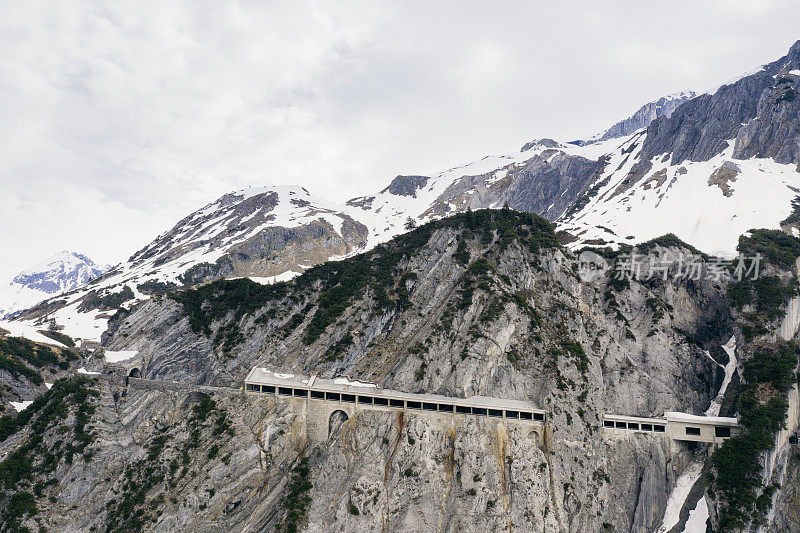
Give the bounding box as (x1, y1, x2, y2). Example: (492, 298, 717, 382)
(2, 1, 800, 281)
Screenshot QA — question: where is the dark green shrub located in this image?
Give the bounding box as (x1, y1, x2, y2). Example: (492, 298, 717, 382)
(79, 285, 135, 311)
(712, 342, 799, 529)
(453, 238, 469, 266)
(743, 343, 798, 393)
(608, 275, 630, 292)
(38, 330, 76, 348)
(170, 278, 288, 336)
(561, 340, 589, 375)
(752, 276, 796, 321)
(636, 233, 704, 256)
(4, 490, 37, 526)
(137, 280, 178, 295)
(207, 444, 219, 460)
(737, 229, 800, 270)
(276, 457, 313, 533)
(727, 280, 753, 308)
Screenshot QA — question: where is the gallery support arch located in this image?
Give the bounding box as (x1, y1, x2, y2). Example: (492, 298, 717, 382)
(328, 409, 350, 438)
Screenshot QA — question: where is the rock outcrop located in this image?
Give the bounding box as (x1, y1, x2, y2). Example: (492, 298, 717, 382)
(8, 211, 731, 531)
(626, 41, 800, 185)
(598, 91, 697, 142)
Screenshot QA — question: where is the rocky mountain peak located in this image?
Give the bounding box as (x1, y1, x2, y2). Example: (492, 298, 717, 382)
(597, 90, 697, 142)
(788, 38, 800, 61)
(127, 184, 367, 284)
(558, 39, 800, 254)
(520, 138, 561, 152)
(13, 251, 104, 294)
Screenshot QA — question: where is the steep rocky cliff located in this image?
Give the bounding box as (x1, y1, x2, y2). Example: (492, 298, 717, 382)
(4, 210, 776, 532)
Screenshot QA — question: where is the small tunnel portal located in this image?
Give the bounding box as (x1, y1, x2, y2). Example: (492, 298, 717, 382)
(328, 409, 349, 438)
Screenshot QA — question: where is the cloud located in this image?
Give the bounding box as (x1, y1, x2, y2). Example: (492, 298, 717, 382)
(1, 0, 799, 280)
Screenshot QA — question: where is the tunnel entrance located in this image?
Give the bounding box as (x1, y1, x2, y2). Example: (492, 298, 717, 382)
(128, 368, 141, 379)
(328, 409, 349, 438)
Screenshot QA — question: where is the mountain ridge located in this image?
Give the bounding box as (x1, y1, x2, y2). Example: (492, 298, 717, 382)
(7, 40, 800, 346)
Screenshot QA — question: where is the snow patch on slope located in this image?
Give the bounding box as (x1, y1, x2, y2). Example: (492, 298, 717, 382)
(705, 336, 737, 417)
(683, 497, 709, 532)
(247, 271, 301, 285)
(0, 320, 68, 347)
(104, 350, 139, 363)
(10, 400, 33, 412)
(659, 461, 704, 533)
(561, 140, 800, 256)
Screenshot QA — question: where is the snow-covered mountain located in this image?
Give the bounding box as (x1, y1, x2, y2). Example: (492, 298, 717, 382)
(6, 143, 597, 340)
(127, 185, 368, 285)
(9, 40, 800, 341)
(7, 187, 369, 341)
(0, 251, 107, 318)
(560, 41, 800, 254)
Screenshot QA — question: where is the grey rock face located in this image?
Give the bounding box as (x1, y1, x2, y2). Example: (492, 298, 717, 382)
(181, 217, 368, 285)
(770, 443, 800, 532)
(424, 149, 602, 221)
(627, 40, 800, 183)
(381, 175, 430, 198)
(599, 92, 697, 142)
(733, 64, 800, 166)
